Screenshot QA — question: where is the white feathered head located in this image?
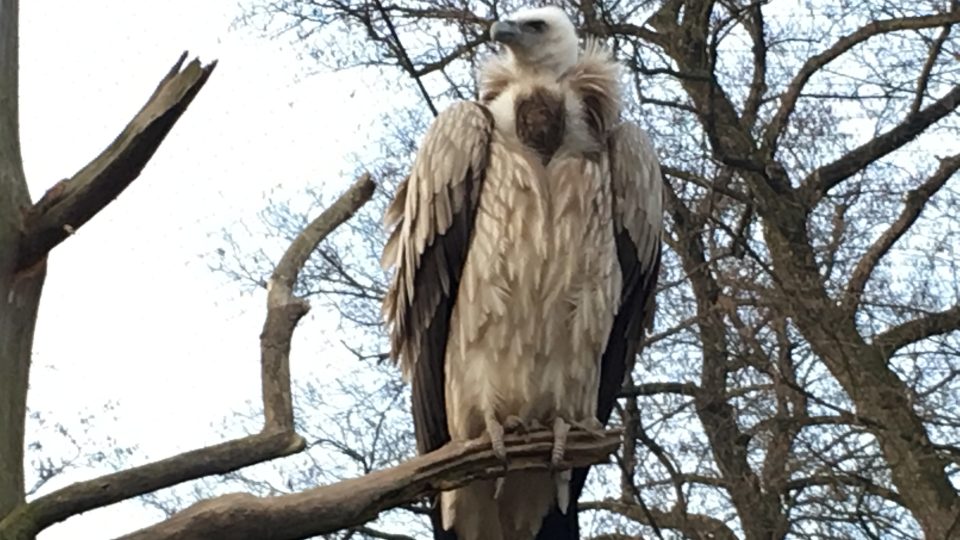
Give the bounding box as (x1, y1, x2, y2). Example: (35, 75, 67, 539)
(489, 6, 579, 74)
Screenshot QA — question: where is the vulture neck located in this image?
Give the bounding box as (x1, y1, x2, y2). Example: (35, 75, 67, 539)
(479, 40, 622, 156)
(508, 52, 578, 79)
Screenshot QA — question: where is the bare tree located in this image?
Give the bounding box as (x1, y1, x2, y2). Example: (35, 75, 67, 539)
(203, 0, 958, 538)
(0, 2, 616, 539)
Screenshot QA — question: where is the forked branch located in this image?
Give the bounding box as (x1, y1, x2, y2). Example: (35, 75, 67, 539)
(800, 84, 960, 203)
(762, 10, 960, 152)
(845, 154, 960, 308)
(16, 52, 216, 271)
(873, 304, 960, 356)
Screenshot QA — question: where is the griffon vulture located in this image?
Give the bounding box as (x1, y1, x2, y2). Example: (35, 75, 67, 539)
(381, 5, 662, 540)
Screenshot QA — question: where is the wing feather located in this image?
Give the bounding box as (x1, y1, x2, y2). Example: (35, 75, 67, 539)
(381, 102, 494, 460)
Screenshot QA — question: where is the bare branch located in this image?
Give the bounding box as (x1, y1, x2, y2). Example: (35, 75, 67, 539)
(262, 174, 376, 431)
(845, 154, 960, 308)
(911, 24, 953, 114)
(785, 474, 905, 506)
(16, 52, 216, 271)
(114, 431, 621, 540)
(0, 431, 304, 540)
(873, 304, 960, 356)
(372, 0, 438, 116)
(741, 2, 768, 129)
(763, 10, 960, 151)
(617, 381, 698, 398)
(801, 84, 960, 203)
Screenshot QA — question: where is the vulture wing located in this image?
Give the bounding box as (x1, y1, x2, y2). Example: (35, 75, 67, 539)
(381, 102, 494, 539)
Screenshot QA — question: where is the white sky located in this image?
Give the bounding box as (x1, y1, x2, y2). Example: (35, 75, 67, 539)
(20, 1, 384, 536)
(17, 2, 958, 538)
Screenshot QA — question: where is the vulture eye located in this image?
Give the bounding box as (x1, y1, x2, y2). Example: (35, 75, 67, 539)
(523, 20, 548, 32)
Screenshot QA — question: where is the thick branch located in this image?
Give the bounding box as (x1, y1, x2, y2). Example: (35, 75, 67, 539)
(801, 84, 960, 203)
(763, 11, 960, 151)
(115, 431, 621, 540)
(261, 174, 375, 431)
(873, 304, 960, 356)
(845, 154, 960, 307)
(16, 52, 216, 271)
(0, 431, 305, 540)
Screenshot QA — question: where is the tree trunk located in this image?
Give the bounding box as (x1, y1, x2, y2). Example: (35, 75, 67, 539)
(0, 0, 45, 526)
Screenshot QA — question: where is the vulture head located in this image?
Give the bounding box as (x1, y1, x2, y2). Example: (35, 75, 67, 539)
(489, 6, 578, 75)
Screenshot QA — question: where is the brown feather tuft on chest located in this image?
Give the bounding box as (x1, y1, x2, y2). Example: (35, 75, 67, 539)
(515, 90, 565, 165)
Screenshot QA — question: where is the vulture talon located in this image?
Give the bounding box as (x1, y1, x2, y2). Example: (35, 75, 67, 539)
(485, 414, 507, 462)
(551, 417, 571, 467)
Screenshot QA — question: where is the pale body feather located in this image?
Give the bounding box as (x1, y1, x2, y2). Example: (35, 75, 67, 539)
(441, 66, 621, 540)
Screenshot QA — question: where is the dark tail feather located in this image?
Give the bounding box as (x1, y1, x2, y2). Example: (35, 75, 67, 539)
(535, 466, 589, 539)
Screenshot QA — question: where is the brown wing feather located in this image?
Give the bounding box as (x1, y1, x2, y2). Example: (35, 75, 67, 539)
(381, 102, 495, 457)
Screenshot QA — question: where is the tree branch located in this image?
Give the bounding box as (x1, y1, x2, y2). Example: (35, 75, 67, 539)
(16, 52, 216, 271)
(800, 83, 960, 203)
(845, 154, 960, 308)
(911, 23, 953, 115)
(741, 1, 767, 130)
(763, 10, 960, 152)
(0, 431, 304, 540)
(0, 175, 376, 540)
(617, 381, 698, 398)
(873, 304, 960, 356)
(261, 173, 376, 431)
(114, 431, 621, 540)
(582, 499, 738, 540)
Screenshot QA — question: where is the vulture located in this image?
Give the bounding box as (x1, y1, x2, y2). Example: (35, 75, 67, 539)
(381, 5, 663, 540)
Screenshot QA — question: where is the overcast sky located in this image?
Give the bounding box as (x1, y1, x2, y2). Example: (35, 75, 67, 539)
(19, 1, 385, 536)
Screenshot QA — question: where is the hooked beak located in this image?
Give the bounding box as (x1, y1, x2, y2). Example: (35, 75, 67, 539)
(490, 20, 521, 44)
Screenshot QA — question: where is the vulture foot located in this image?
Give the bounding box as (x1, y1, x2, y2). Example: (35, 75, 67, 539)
(484, 413, 508, 462)
(550, 417, 571, 467)
(550, 416, 605, 466)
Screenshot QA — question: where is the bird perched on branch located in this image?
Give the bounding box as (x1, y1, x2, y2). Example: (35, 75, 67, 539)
(381, 5, 662, 540)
